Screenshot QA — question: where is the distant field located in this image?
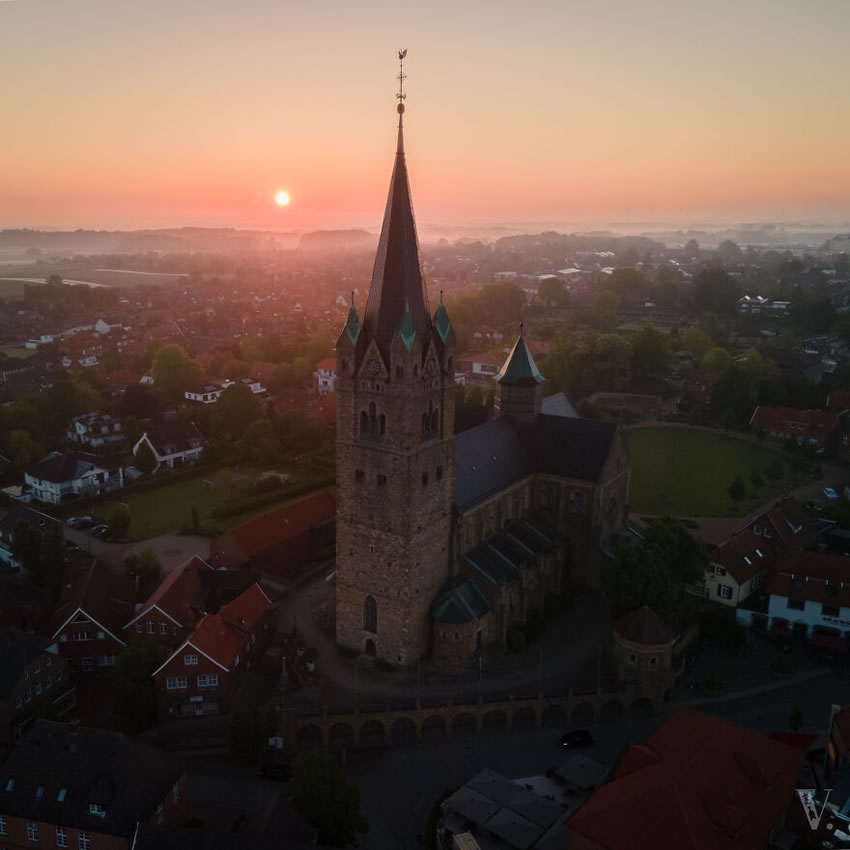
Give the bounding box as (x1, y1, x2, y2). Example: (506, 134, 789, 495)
(0, 267, 188, 292)
(626, 427, 808, 517)
(0, 279, 30, 300)
(0, 344, 36, 360)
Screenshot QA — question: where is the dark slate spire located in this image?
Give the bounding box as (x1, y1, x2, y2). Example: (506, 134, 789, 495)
(363, 52, 430, 357)
(343, 291, 361, 344)
(433, 290, 452, 344)
(496, 324, 545, 386)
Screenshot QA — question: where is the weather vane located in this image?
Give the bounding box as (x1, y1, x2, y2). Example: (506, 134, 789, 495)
(397, 49, 407, 113)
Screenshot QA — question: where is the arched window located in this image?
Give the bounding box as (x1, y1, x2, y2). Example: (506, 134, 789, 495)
(369, 402, 377, 435)
(413, 364, 418, 378)
(395, 365, 403, 378)
(341, 358, 348, 373)
(421, 413, 427, 435)
(360, 411, 368, 434)
(379, 414, 386, 436)
(363, 596, 377, 633)
(447, 356, 453, 371)
(431, 408, 439, 433)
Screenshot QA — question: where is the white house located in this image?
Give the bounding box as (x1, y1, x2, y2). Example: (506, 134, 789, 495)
(184, 377, 266, 405)
(737, 551, 850, 651)
(24, 452, 123, 505)
(313, 358, 337, 396)
(132, 423, 205, 471)
(67, 412, 123, 447)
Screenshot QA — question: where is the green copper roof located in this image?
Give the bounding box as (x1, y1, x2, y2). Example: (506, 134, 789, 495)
(433, 290, 452, 343)
(344, 297, 361, 345)
(495, 327, 545, 386)
(399, 298, 416, 351)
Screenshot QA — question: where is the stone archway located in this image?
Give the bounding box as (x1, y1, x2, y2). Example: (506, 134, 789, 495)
(451, 712, 477, 738)
(421, 715, 447, 741)
(390, 716, 416, 745)
(359, 719, 386, 748)
(481, 710, 508, 734)
(296, 724, 323, 750)
(327, 722, 356, 753)
(365, 638, 376, 657)
(512, 707, 536, 730)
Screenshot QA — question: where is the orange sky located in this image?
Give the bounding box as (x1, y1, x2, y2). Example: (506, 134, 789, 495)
(1, 0, 849, 233)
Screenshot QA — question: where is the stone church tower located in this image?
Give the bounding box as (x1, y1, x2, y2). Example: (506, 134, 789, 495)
(334, 67, 456, 666)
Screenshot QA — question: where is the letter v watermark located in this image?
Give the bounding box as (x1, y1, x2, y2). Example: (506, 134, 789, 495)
(796, 789, 834, 831)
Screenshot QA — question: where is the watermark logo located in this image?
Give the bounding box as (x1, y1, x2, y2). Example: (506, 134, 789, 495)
(796, 789, 834, 831)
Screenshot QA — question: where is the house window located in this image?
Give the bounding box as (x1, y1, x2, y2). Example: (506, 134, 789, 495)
(56, 827, 69, 848)
(422, 472, 428, 487)
(159, 622, 168, 635)
(25, 688, 32, 702)
(628, 653, 637, 665)
(570, 491, 584, 515)
(73, 631, 90, 642)
(27, 823, 39, 842)
(56, 669, 63, 682)
(436, 465, 443, 481)
(184, 654, 199, 666)
(78, 833, 90, 850)
(172, 782, 180, 802)
(541, 486, 553, 508)
(156, 803, 164, 824)
(787, 599, 805, 611)
(355, 469, 364, 483)
(45, 675, 52, 689)
(135, 624, 142, 634)
(0, 815, 6, 835)
(45, 657, 50, 667)
(363, 595, 378, 633)
(718, 585, 734, 600)
(823, 605, 840, 617)
(234, 654, 240, 666)
(649, 657, 658, 668)
(88, 804, 105, 817)
(97, 656, 115, 668)
(197, 674, 218, 688)
(34, 663, 40, 674)
(146, 620, 154, 634)
(15, 695, 22, 709)
(713, 566, 727, 576)
(82, 657, 93, 672)
(166, 677, 188, 690)
(35, 681, 42, 696)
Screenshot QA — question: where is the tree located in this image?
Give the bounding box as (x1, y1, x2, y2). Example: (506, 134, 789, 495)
(229, 711, 273, 765)
(692, 268, 741, 317)
(108, 505, 131, 539)
(40, 529, 66, 597)
(123, 416, 144, 448)
(680, 327, 713, 362)
(151, 344, 202, 401)
(288, 748, 368, 846)
(604, 517, 709, 620)
(240, 419, 284, 465)
(8, 429, 42, 472)
(749, 468, 764, 490)
(728, 475, 746, 504)
(134, 440, 158, 475)
(700, 347, 732, 376)
(11, 521, 43, 581)
(113, 640, 164, 729)
(125, 548, 161, 597)
(213, 383, 262, 442)
(537, 276, 566, 307)
(629, 326, 669, 377)
(683, 238, 700, 258)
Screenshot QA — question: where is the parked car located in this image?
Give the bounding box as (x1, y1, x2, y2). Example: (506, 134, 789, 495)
(74, 516, 94, 529)
(258, 762, 291, 782)
(64, 541, 80, 553)
(66, 517, 80, 528)
(91, 524, 108, 538)
(560, 729, 594, 749)
(824, 487, 840, 501)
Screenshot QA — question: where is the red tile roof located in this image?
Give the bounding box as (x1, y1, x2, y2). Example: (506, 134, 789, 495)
(45, 559, 135, 645)
(714, 530, 776, 585)
(828, 391, 850, 412)
(126, 556, 213, 629)
(614, 606, 672, 645)
(569, 706, 804, 850)
(180, 583, 271, 669)
(749, 405, 838, 448)
(769, 551, 850, 607)
(750, 497, 816, 551)
(214, 490, 336, 562)
(315, 358, 337, 372)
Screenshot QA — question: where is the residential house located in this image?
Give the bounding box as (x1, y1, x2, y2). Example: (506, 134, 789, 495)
(313, 357, 337, 396)
(749, 405, 839, 455)
(184, 377, 266, 405)
(737, 551, 850, 649)
(0, 631, 75, 750)
(67, 413, 123, 448)
(132, 423, 205, 471)
(209, 490, 335, 578)
(0, 505, 62, 572)
(747, 497, 817, 552)
(689, 530, 774, 607)
(0, 720, 186, 850)
(455, 350, 504, 387)
(152, 583, 271, 721)
(43, 560, 134, 676)
(24, 453, 123, 505)
(568, 706, 805, 850)
(124, 557, 215, 647)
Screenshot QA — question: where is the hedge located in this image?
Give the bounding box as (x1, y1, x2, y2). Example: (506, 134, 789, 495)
(210, 476, 335, 519)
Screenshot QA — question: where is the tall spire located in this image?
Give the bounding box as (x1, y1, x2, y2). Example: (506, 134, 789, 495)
(496, 326, 545, 386)
(364, 50, 431, 358)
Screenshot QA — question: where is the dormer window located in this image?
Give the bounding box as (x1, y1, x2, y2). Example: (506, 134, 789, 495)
(57, 789, 67, 802)
(184, 654, 198, 666)
(88, 804, 105, 818)
(5, 778, 15, 792)
(35, 787, 44, 800)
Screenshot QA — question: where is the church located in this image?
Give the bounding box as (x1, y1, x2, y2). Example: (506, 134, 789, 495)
(330, 71, 631, 672)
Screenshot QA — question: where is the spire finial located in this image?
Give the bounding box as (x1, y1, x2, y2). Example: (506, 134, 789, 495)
(520, 321, 524, 337)
(350, 290, 355, 305)
(440, 290, 444, 304)
(396, 49, 407, 154)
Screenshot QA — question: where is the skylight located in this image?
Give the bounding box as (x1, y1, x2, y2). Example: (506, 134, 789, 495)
(5, 779, 15, 792)
(57, 789, 67, 802)
(744, 557, 751, 565)
(35, 787, 44, 800)
(756, 549, 763, 557)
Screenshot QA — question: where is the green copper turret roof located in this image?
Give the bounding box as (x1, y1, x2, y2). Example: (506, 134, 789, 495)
(343, 293, 361, 345)
(433, 290, 452, 343)
(495, 325, 545, 386)
(399, 298, 416, 351)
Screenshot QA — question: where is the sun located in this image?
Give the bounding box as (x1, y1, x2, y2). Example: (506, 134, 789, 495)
(274, 190, 290, 207)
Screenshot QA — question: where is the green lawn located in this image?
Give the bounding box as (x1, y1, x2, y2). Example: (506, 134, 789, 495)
(88, 464, 333, 540)
(626, 427, 814, 517)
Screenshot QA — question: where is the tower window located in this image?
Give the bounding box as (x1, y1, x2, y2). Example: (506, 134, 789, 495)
(342, 358, 348, 373)
(355, 469, 364, 482)
(436, 465, 443, 480)
(422, 471, 429, 487)
(360, 411, 368, 434)
(570, 491, 585, 515)
(447, 356, 453, 371)
(379, 413, 386, 436)
(413, 364, 418, 377)
(396, 365, 403, 378)
(363, 595, 378, 633)
(377, 473, 387, 487)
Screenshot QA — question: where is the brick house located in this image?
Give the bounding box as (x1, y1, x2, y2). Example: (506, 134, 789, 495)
(152, 584, 271, 721)
(124, 557, 214, 647)
(43, 561, 134, 676)
(689, 530, 775, 608)
(209, 491, 335, 578)
(0, 720, 186, 850)
(0, 631, 76, 750)
(747, 497, 816, 552)
(749, 405, 839, 455)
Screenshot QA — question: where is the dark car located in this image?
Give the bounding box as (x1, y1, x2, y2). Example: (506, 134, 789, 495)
(258, 762, 291, 782)
(91, 524, 108, 538)
(560, 729, 593, 749)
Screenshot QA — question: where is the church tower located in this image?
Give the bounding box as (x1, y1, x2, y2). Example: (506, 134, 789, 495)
(334, 54, 456, 666)
(494, 324, 545, 423)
